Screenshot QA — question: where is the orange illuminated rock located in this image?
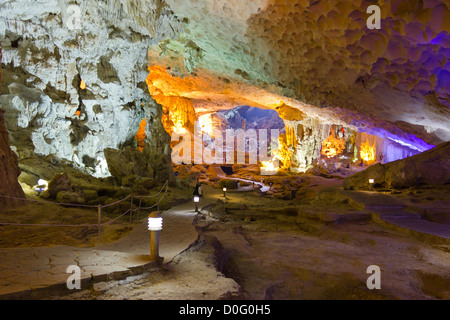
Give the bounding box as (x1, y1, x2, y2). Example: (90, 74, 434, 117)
(360, 139, 376, 164)
(80, 80, 86, 90)
(321, 133, 346, 159)
(136, 119, 147, 152)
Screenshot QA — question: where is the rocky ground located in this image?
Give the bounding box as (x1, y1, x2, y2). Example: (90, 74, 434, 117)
(0, 177, 193, 248)
(49, 178, 449, 300)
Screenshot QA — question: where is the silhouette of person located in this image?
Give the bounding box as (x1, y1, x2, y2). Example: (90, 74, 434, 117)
(194, 182, 202, 197)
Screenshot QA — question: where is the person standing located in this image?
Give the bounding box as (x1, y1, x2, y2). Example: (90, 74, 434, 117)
(194, 182, 202, 197)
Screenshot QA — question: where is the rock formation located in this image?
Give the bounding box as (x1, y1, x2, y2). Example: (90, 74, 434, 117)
(0, 109, 25, 208)
(1, 44, 24, 208)
(0, 1, 449, 180)
(344, 142, 450, 190)
(0, 0, 181, 180)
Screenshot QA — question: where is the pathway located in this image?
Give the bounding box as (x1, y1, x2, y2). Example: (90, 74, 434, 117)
(343, 190, 450, 244)
(0, 187, 221, 299)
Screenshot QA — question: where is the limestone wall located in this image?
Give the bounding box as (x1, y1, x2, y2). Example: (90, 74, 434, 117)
(0, 0, 181, 179)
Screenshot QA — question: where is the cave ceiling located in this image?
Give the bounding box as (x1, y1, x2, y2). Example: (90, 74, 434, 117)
(147, 0, 450, 151)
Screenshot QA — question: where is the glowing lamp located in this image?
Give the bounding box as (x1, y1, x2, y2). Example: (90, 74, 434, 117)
(194, 196, 200, 212)
(368, 178, 375, 191)
(148, 212, 162, 260)
(223, 187, 227, 192)
(148, 212, 163, 231)
(38, 179, 48, 189)
(35, 179, 49, 193)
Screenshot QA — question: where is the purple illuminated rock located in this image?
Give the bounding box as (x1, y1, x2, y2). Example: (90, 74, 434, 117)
(344, 142, 450, 190)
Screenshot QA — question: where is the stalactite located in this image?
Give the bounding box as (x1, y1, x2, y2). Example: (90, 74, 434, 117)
(135, 118, 147, 152)
(146, 65, 196, 136)
(283, 118, 327, 172)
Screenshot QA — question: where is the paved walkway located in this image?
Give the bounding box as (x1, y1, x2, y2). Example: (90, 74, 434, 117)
(0, 188, 221, 299)
(344, 190, 450, 245)
(3, 186, 447, 299)
(223, 177, 271, 192)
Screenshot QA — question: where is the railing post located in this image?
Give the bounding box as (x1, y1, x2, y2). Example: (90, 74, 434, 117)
(129, 195, 134, 227)
(138, 197, 142, 221)
(98, 205, 102, 245)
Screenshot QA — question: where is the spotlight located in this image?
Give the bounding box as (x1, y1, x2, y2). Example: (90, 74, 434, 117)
(34, 179, 49, 193)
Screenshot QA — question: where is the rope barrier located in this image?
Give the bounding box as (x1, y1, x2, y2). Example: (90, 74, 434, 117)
(0, 194, 98, 208)
(99, 209, 132, 226)
(0, 180, 170, 236)
(139, 183, 169, 211)
(0, 222, 99, 228)
(0, 180, 169, 209)
(99, 194, 132, 208)
(136, 180, 169, 199)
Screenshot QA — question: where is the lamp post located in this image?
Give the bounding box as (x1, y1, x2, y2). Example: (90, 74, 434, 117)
(369, 179, 375, 191)
(194, 196, 200, 212)
(148, 212, 163, 260)
(223, 187, 227, 198)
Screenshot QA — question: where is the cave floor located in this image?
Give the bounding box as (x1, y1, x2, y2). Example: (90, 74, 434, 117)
(0, 176, 448, 300)
(47, 180, 449, 300)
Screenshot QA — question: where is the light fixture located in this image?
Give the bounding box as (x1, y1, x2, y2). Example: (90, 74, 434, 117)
(194, 196, 200, 212)
(148, 211, 163, 231)
(148, 212, 162, 260)
(368, 179, 375, 191)
(223, 187, 227, 198)
(35, 179, 49, 193)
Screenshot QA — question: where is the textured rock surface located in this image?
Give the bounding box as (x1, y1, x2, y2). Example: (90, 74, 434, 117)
(344, 142, 450, 190)
(0, 0, 181, 178)
(147, 0, 448, 157)
(0, 109, 25, 207)
(1, 0, 449, 179)
(1, 45, 25, 207)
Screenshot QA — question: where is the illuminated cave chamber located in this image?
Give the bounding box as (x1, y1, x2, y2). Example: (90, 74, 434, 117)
(318, 125, 425, 171)
(167, 104, 286, 166)
(0, 0, 448, 200)
(154, 87, 426, 175)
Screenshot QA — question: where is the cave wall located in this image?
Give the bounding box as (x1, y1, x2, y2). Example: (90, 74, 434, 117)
(0, 0, 182, 179)
(0, 44, 25, 207)
(0, 108, 25, 208)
